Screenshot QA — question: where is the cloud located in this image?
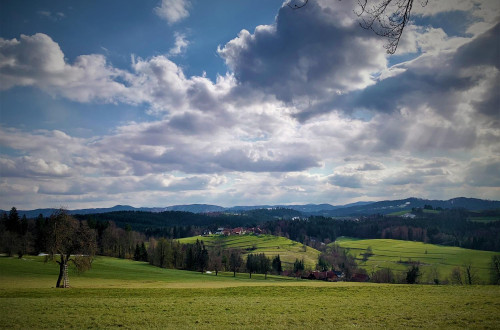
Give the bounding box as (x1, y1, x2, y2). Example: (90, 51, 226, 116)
(154, 0, 190, 25)
(168, 32, 189, 56)
(356, 162, 385, 171)
(1, 2, 499, 208)
(218, 0, 386, 105)
(465, 158, 500, 187)
(329, 173, 364, 189)
(383, 168, 448, 186)
(0, 156, 72, 178)
(37, 10, 65, 21)
(0, 33, 130, 103)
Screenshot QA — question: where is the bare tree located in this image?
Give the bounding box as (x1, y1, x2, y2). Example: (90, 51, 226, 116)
(450, 266, 463, 285)
(208, 249, 223, 276)
(229, 249, 243, 277)
(287, 0, 429, 54)
(287, 0, 309, 9)
(462, 262, 478, 285)
(426, 264, 440, 285)
(356, 0, 428, 54)
(46, 210, 97, 288)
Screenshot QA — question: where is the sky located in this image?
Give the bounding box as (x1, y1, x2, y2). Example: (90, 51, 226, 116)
(0, 0, 499, 210)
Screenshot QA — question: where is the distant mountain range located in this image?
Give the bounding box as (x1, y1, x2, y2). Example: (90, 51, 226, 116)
(3, 197, 500, 218)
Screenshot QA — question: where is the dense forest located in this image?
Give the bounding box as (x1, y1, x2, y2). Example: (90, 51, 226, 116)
(73, 208, 301, 235)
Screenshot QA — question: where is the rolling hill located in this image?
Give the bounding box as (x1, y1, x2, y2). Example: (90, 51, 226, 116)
(335, 237, 499, 283)
(178, 234, 320, 269)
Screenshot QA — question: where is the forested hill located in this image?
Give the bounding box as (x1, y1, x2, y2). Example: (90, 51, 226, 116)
(73, 208, 302, 233)
(311, 197, 500, 217)
(4, 197, 499, 218)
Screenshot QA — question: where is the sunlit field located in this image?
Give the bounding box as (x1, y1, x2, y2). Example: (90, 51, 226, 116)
(1, 256, 499, 329)
(336, 237, 499, 283)
(179, 234, 320, 269)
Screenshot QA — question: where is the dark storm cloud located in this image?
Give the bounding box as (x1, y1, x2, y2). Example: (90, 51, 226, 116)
(214, 148, 320, 173)
(339, 23, 500, 118)
(452, 23, 500, 69)
(465, 158, 500, 187)
(329, 173, 364, 188)
(356, 162, 385, 171)
(218, 0, 385, 103)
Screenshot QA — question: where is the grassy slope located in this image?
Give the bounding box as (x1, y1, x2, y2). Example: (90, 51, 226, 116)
(1, 256, 499, 328)
(0, 255, 298, 289)
(387, 209, 441, 216)
(335, 237, 499, 283)
(468, 216, 500, 223)
(178, 234, 320, 269)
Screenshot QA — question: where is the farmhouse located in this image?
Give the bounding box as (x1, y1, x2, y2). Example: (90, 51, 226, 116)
(232, 227, 245, 235)
(213, 226, 263, 236)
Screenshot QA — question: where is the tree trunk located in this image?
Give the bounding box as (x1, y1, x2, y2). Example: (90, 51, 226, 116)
(56, 261, 64, 288)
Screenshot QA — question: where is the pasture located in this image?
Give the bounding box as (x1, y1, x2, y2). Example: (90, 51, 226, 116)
(178, 234, 320, 269)
(1, 256, 500, 328)
(335, 237, 499, 283)
(1, 256, 500, 329)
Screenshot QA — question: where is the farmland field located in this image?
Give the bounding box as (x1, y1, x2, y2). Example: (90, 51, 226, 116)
(178, 234, 320, 269)
(335, 237, 499, 283)
(1, 256, 500, 329)
(387, 209, 441, 216)
(468, 216, 500, 223)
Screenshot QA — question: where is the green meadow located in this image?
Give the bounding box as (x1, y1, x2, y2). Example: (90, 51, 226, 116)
(468, 216, 500, 223)
(336, 237, 499, 283)
(178, 234, 320, 269)
(387, 209, 441, 216)
(1, 256, 500, 329)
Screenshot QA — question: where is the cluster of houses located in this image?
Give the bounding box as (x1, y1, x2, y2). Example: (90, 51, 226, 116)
(203, 227, 263, 236)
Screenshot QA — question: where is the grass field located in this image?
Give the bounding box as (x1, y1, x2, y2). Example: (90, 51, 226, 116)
(468, 216, 500, 223)
(178, 234, 320, 269)
(1, 256, 500, 329)
(387, 209, 441, 216)
(335, 237, 499, 283)
(0, 255, 297, 289)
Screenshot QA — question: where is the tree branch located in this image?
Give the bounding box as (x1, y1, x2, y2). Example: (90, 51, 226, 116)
(287, 0, 309, 10)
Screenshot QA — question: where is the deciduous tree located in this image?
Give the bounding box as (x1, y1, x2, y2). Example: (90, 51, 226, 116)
(229, 249, 243, 277)
(45, 210, 97, 288)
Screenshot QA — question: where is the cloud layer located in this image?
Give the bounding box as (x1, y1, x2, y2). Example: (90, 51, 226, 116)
(0, 0, 499, 208)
